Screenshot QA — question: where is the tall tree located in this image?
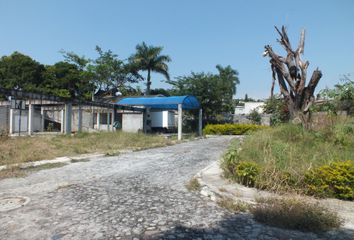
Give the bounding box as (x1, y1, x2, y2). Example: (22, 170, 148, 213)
(0, 52, 45, 91)
(263, 26, 322, 128)
(129, 42, 171, 95)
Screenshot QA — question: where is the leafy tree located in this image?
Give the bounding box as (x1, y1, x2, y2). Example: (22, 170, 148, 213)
(0, 52, 45, 91)
(263, 96, 290, 125)
(90, 46, 141, 95)
(129, 42, 171, 95)
(42, 61, 92, 99)
(318, 75, 354, 114)
(167, 65, 240, 122)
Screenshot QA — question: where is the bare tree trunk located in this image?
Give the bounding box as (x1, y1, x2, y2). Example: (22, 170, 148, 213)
(264, 26, 322, 128)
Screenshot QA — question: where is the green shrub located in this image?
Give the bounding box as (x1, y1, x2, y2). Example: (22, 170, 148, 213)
(234, 161, 260, 187)
(305, 161, 354, 200)
(203, 123, 267, 135)
(247, 109, 262, 125)
(251, 197, 343, 232)
(221, 145, 260, 187)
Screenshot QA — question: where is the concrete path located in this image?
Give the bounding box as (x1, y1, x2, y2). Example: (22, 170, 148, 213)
(0, 136, 353, 240)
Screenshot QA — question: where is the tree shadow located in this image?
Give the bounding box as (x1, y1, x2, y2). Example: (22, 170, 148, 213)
(143, 213, 354, 240)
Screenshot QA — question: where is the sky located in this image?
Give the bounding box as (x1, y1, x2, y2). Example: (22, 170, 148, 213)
(0, 0, 354, 99)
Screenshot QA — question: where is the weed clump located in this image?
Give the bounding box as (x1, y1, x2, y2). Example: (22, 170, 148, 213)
(185, 178, 201, 192)
(251, 197, 343, 232)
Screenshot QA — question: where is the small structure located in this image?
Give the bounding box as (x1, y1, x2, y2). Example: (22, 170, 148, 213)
(117, 96, 202, 140)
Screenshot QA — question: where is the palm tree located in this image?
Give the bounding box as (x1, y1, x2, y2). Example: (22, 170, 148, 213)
(130, 42, 171, 95)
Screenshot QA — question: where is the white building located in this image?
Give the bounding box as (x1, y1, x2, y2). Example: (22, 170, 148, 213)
(234, 102, 265, 115)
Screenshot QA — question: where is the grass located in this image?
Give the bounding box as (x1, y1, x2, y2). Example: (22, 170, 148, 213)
(251, 196, 343, 232)
(185, 177, 201, 191)
(222, 117, 354, 195)
(0, 162, 67, 180)
(217, 197, 250, 213)
(0, 131, 172, 166)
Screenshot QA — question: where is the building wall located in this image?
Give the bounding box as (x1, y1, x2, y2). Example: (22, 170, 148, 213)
(122, 113, 143, 133)
(0, 106, 9, 134)
(234, 102, 265, 115)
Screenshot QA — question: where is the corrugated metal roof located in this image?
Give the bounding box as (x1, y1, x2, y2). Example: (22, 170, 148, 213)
(116, 96, 200, 110)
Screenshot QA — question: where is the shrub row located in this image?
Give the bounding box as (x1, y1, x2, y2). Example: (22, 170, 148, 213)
(222, 156, 354, 200)
(203, 123, 267, 135)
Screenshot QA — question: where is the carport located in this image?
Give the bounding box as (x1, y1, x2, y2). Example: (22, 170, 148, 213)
(117, 96, 202, 140)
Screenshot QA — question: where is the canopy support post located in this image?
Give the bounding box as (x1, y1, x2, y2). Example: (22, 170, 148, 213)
(198, 108, 203, 136)
(178, 103, 183, 141)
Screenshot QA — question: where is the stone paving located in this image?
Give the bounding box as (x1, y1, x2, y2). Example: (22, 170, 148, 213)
(0, 136, 353, 239)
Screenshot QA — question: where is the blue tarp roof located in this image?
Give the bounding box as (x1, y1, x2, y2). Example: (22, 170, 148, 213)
(116, 96, 200, 110)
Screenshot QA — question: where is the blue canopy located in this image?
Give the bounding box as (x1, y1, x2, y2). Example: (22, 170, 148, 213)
(116, 96, 200, 110)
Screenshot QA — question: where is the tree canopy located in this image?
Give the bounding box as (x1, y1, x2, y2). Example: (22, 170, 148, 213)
(0, 52, 44, 91)
(167, 65, 239, 122)
(129, 42, 171, 95)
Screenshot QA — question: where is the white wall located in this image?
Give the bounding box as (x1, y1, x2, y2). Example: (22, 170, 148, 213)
(234, 102, 265, 115)
(122, 113, 143, 133)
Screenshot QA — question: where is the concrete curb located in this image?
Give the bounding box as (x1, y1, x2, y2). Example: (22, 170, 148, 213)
(0, 153, 106, 171)
(195, 160, 271, 205)
(195, 160, 354, 230)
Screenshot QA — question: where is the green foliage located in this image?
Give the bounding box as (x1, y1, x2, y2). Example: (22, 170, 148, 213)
(129, 42, 171, 95)
(203, 123, 266, 135)
(317, 75, 354, 114)
(233, 161, 260, 187)
(247, 109, 262, 125)
(263, 96, 290, 125)
(167, 65, 239, 122)
(221, 141, 260, 187)
(0, 52, 45, 91)
(305, 161, 354, 200)
(42, 61, 92, 99)
(252, 197, 343, 232)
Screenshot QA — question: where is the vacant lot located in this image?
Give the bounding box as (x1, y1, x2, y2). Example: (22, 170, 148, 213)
(0, 131, 172, 166)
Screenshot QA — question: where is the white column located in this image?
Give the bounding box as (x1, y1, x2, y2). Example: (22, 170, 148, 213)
(78, 105, 82, 132)
(198, 108, 203, 136)
(65, 103, 72, 134)
(107, 112, 110, 131)
(60, 109, 65, 133)
(9, 108, 14, 135)
(178, 104, 183, 141)
(97, 112, 101, 130)
(28, 104, 33, 135)
(111, 108, 116, 131)
(41, 107, 45, 132)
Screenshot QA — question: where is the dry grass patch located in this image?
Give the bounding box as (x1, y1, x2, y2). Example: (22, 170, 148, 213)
(217, 197, 250, 213)
(251, 197, 343, 232)
(0, 162, 67, 180)
(185, 178, 201, 192)
(0, 131, 172, 166)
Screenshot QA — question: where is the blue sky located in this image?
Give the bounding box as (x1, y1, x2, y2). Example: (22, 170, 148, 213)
(1, 0, 353, 99)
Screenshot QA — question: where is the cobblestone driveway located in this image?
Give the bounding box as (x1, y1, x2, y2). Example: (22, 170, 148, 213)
(0, 136, 353, 240)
